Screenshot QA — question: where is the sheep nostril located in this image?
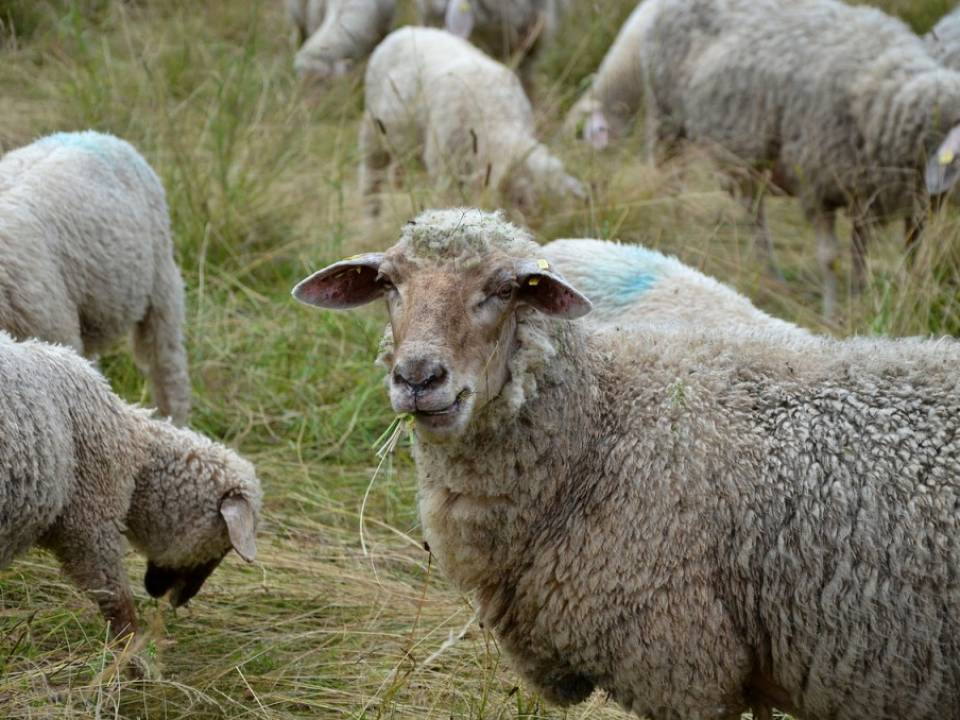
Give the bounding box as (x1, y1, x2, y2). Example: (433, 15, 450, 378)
(394, 360, 448, 393)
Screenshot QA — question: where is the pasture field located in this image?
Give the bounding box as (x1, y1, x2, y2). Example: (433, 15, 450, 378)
(0, 1, 958, 717)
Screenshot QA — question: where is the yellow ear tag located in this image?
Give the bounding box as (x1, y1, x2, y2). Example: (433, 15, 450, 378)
(940, 149, 956, 166)
(528, 277, 540, 286)
(459, 1, 471, 10)
(537, 258, 549, 270)
(356, 267, 362, 274)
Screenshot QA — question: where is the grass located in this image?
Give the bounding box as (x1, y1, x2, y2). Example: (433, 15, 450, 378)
(0, 0, 958, 717)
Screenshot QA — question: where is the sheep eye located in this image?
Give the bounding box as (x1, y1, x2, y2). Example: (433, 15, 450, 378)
(496, 285, 514, 301)
(377, 274, 396, 292)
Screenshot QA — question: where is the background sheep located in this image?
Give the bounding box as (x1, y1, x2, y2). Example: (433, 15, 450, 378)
(295, 207, 960, 720)
(563, 0, 652, 149)
(0, 331, 261, 639)
(416, 0, 567, 87)
(543, 238, 807, 336)
(927, 6, 960, 70)
(286, 0, 395, 83)
(360, 26, 585, 217)
(0, 131, 191, 425)
(569, 0, 960, 319)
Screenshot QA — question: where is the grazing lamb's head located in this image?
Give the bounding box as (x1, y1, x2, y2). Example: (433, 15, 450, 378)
(445, 0, 475, 38)
(293, 208, 592, 440)
(503, 145, 587, 214)
(926, 122, 960, 195)
(125, 425, 262, 608)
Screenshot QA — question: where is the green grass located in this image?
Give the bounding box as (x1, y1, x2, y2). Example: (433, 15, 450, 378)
(0, 0, 958, 717)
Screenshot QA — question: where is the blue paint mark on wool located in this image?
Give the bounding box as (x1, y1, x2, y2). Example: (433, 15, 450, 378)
(571, 243, 671, 306)
(36, 131, 156, 183)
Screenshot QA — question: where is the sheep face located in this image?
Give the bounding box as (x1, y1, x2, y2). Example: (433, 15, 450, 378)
(292, 210, 592, 441)
(126, 437, 261, 608)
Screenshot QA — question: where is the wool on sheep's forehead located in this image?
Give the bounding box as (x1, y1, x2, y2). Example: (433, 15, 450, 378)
(393, 208, 541, 270)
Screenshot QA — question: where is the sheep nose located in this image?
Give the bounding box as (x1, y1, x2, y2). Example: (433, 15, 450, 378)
(393, 357, 448, 394)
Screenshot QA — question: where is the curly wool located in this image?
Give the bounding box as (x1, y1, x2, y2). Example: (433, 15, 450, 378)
(408, 212, 960, 719)
(0, 131, 190, 424)
(360, 28, 583, 215)
(0, 332, 261, 635)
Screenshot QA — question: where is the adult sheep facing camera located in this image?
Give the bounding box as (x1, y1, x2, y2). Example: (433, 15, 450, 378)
(294, 207, 960, 720)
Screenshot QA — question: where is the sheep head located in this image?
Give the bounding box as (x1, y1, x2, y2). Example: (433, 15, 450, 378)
(293, 209, 591, 441)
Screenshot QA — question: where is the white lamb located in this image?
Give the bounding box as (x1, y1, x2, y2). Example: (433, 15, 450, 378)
(286, 0, 395, 83)
(0, 131, 191, 425)
(0, 332, 261, 639)
(360, 26, 585, 217)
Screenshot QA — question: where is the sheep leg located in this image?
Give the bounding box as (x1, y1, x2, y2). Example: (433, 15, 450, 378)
(134, 270, 190, 426)
(904, 211, 925, 257)
(745, 189, 783, 280)
(359, 112, 391, 218)
(850, 216, 872, 295)
(43, 522, 138, 639)
(813, 210, 840, 320)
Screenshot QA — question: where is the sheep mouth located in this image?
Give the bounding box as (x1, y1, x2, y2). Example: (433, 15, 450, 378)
(145, 557, 223, 608)
(414, 389, 471, 418)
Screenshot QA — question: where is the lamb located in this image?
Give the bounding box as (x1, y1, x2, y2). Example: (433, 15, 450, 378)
(294, 207, 960, 720)
(286, 0, 395, 84)
(542, 237, 806, 336)
(0, 331, 261, 639)
(416, 0, 566, 86)
(0, 131, 191, 425)
(927, 7, 960, 71)
(360, 27, 585, 217)
(569, 0, 960, 319)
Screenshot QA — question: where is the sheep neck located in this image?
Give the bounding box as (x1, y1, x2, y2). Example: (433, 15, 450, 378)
(413, 317, 602, 618)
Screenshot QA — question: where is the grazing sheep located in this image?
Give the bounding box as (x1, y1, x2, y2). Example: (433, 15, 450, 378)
(927, 7, 960, 71)
(294, 207, 960, 720)
(286, 0, 395, 83)
(416, 0, 566, 86)
(569, 0, 960, 318)
(542, 238, 807, 336)
(0, 332, 261, 639)
(0, 131, 191, 425)
(361, 27, 585, 217)
(564, 0, 652, 150)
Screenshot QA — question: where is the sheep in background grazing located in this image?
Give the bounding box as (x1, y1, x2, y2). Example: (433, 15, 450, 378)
(295, 207, 960, 720)
(568, 0, 960, 319)
(416, 0, 567, 87)
(0, 332, 261, 639)
(285, 0, 395, 84)
(563, 0, 651, 150)
(927, 7, 960, 71)
(0, 131, 191, 425)
(542, 238, 807, 336)
(360, 27, 585, 217)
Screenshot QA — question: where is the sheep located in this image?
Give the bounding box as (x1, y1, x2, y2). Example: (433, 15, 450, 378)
(0, 131, 191, 425)
(294, 207, 960, 720)
(563, 0, 652, 150)
(927, 7, 960, 71)
(360, 26, 585, 217)
(542, 238, 807, 336)
(0, 331, 261, 639)
(286, 0, 395, 84)
(569, 0, 960, 319)
(416, 0, 566, 87)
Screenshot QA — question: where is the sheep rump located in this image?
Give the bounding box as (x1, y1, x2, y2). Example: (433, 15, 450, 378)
(0, 131, 190, 424)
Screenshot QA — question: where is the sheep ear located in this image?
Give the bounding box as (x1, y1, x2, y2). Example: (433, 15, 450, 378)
(292, 253, 386, 309)
(516, 260, 592, 319)
(445, 0, 475, 38)
(220, 495, 257, 563)
(583, 110, 610, 150)
(926, 124, 960, 195)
